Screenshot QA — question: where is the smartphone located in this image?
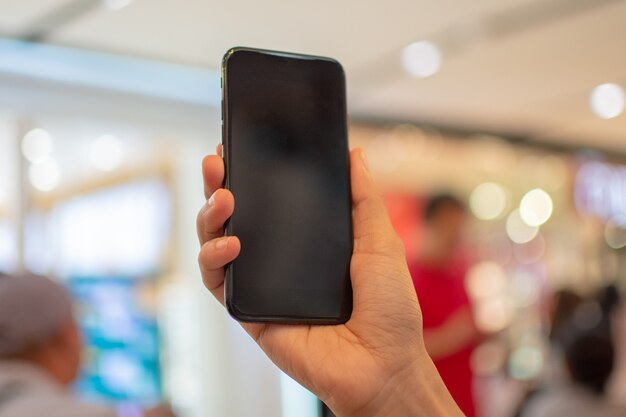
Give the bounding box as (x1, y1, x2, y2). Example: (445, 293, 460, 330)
(221, 47, 353, 324)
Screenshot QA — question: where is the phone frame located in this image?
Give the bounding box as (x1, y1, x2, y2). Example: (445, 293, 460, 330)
(220, 46, 353, 324)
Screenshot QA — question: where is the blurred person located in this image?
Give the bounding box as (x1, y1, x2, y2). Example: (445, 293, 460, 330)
(599, 285, 620, 317)
(521, 332, 624, 417)
(516, 286, 624, 417)
(513, 289, 584, 417)
(408, 193, 481, 417)
(0, 273, 175, 417)
(596, 284, 626, 404)
(597, 284, 621, 339)
(197, 148, 467, 417)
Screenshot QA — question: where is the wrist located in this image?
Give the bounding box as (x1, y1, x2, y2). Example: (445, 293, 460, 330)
(398, 356, 464, 417)
(341, 349, 464, 417)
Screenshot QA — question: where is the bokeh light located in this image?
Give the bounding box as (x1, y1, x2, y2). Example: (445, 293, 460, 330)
(506, 209, 539, 244)
(470, 182, 507, 220)
(21, 128, 53, 163)
(590, 83, 625, 119)
(28, 156, 61, 191)
(475, 298, 514, 332)
(509, 346, 543, 380)
(519, 188, 553, 227)
(466, 261, 507, 299)
(604, 215, 626, 249)
(401, 41, 441, 78)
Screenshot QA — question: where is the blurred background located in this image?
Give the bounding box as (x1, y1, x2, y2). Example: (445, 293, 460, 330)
(1, 0, 626, 416)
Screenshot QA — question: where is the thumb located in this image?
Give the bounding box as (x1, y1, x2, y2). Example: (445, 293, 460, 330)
(350, 149, 403, 256)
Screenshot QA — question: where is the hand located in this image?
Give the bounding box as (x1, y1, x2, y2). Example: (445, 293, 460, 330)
(197, 146, 463, 417)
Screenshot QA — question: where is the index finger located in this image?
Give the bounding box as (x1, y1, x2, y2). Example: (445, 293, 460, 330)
(202, 154, 225, 200)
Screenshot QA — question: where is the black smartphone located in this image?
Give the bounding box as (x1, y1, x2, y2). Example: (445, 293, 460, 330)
(221, 47, 352, 324)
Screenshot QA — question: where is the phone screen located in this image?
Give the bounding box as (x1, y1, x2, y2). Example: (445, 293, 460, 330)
(223, 48, 352, 323)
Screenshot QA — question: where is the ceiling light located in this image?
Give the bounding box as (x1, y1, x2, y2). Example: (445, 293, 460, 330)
(89, 135, 124, 172)
(21, 128, 53, 163)
(103, 0, 133, 11)
(590, 83, 624, 119)
(401, 41, 441, 78)
(28, 157, 61, 192)
(519, 188, 553, 227)
(470, 182, 507, 220)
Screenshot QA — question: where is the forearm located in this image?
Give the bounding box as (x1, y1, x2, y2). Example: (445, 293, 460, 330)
(424, 310, 478, 360)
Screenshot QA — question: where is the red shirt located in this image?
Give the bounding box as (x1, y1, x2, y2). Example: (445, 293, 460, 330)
(410, 260, 476, 417)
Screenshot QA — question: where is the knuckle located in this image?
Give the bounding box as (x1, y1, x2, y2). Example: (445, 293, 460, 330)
(196, 207, 205, 230)
(197, 247, 206, 268)
(198, 241, 212, 264)
(200, 275, 212, 291)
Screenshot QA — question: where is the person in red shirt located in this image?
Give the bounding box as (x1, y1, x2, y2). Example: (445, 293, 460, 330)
(409, 193, 481, 417)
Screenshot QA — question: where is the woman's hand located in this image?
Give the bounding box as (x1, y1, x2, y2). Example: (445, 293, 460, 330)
(197, 147, 463, 417)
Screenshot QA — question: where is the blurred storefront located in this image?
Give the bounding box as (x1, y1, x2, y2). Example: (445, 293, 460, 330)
(352, 123, 626, 417)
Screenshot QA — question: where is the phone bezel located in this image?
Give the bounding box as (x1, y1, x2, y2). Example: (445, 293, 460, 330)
(220, 46, 353, 324)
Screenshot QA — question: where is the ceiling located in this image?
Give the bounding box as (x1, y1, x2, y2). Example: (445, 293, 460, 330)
(1, 0, 626, 152)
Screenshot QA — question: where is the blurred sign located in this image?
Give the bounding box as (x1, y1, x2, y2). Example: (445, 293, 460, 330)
(69, 277, 162, 405)
(575, 160, 626, 220)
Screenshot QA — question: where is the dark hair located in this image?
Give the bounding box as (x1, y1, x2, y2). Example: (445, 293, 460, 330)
(565, 333, 614, 395)
(423, 193, 465, 221)
(550, 289, 583, 348)
(598, 284, 620, 316)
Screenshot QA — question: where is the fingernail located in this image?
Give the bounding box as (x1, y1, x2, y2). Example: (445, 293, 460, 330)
(215, 237, 229, 250)
(207, 190, 218, 207)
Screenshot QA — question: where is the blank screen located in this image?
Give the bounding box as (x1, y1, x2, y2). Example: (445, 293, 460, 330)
(224, 49, 352, 321)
